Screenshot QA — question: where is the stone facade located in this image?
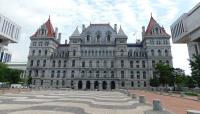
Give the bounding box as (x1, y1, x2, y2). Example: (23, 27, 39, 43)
(26, 16, 172, 90)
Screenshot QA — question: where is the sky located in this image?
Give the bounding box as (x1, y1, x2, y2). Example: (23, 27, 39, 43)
(0, 0, 199, 75)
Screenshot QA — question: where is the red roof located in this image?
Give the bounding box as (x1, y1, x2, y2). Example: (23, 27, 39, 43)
(31, 17, 55, 38)
(145, 16, 169, 36)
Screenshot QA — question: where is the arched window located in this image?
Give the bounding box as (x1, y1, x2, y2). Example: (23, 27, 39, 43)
(111, 61, 114, 68)
(89, 61, 92, 67)
(158, 50, 161, 56)
(96, 71, 99, 78)
(131, 81, 134, 87)
(121, 71, 124, 78)
(42, 70, 45, 77)
(73, 50, 76, 56)
(111, 71, 114, 78)
(97, 34, 100, 42)
(52, 60, 55, 67)
(37, 60, 40, 66)
(166, 60, 169, 65)
(89, 71, 92, 77)
(121, 60, 124, 68)
(96, 60, 99, 67)
(30, 60, 34, 66)
(58, 60, 61, 67)
(86, 35, 90, 42)
(64, 60, 67, 67)
(143, 71, 146, 79)
(121, 81, 125, 87)
(43, 60, 46, 67)
(45, 50, 47, 56)
(71, 71, 74, 78)
(50, 80, 53, 85)
(142, 61, 145, 68)
(103, 60, 107, 67)
(103, 71, 107, 78)
(38, 50, 41, 56)
(51, 70, 54, 78)
(137, 71, 140, 79)
(82, 61, 85, 67)
(165, 50, 168, 56)
(56, 80, 59, 86)
(138, 81, 140, 87)
(63, 71, 66, 78)
(130, 60, 133, 68)
(152, 60, 155, 67)
(120, 49, 124, 56)
(130, 71, 134, 79)
(151, 50, 154, 56)
(107, 34, 111, 42)
(144, 81, 147, 87)
(81, 71, 85, 77)
(72, 60, 75, 67)
(32, 50, 35, 56)
(57, 70, 60, 78)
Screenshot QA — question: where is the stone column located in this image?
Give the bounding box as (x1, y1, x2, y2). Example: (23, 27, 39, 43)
(139, 95, 146, 103)
(82, 80, 86, 90)
(74, 81, 78, 90)
(187, 110, 200, 114)
(107, 81, 111, 91)
(91, 81, 94, 90)
(153, 99, 163, 111)
(99, 81, 102, 91)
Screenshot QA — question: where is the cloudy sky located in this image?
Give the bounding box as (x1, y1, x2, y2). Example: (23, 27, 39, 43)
(0, 0, 199, 75)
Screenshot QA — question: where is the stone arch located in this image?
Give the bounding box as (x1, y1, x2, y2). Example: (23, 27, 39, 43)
(94, 81, 99, 89)
(102, 81, 107, 90)
(78, 81, 82, 89)
(86, 81, 90, 89)
(110, 81, 115, 89)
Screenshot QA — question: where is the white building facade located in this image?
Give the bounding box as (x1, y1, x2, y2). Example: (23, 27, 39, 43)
(0, 13, 21, 63)
(26, 16, 172, 90)
(170, 2, 200, 59)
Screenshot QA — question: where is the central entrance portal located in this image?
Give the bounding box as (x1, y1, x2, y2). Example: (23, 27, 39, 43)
(78, 81, 82, 89)
(94, 81, 99, 89)
(110, 81, 115, 89)
(102, 81, 107, 90)
(86, 81, 90, 89)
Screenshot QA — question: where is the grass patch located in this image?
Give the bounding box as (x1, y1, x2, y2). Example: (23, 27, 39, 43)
(184, 92, 198, 96)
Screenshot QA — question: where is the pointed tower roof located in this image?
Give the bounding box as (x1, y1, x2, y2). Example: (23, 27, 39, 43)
(117, 26, 127, 37)
(145, 15, 170, 36)
(31, 16, 55, 38)
(71, 27, 80, 37)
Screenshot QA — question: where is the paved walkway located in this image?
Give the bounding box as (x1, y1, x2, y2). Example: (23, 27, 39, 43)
(0, 90, 172, 114)
(129, 90, 200, 114)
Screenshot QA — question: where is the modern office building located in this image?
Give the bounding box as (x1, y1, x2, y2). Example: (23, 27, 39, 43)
(0, 13, 21, 62)
(170, 2, 200, 59)
(26, 16, 172, 90)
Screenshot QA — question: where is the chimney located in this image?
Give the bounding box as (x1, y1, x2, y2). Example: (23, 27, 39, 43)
(114, 24, 117, 32)
(142, 26, 145, 39)
(82, 24, 86, 32)
(55, 27, 58, 38)
(57, 33, 61, 43)
(65, 40, 68, 44)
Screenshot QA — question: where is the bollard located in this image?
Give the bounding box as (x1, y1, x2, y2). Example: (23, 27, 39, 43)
(198, 94, 200, 101)
(139, 95, 146, 103)
(180, 92, 185, 97)
(169, 91, 172, 95)
(153, 99, 163, 111)
(132, 93, 137, 99)
(187, 110, 200, 114)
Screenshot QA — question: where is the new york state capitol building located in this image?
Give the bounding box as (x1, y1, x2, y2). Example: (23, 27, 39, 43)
(26, 16, 172, 90)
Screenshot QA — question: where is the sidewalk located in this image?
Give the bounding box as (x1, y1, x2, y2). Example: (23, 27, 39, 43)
(129, 90, 200, 114)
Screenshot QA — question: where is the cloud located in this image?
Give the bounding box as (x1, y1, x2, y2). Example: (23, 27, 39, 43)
(0, 0, 199, 75)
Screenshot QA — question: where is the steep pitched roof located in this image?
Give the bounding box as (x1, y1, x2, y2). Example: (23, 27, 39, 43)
(45, 17, 55, 37)
(145, 16, 170, 36)
(117, 26, 127, 37)
(71, 27, 80, 37)
(31, 16, 55, 38)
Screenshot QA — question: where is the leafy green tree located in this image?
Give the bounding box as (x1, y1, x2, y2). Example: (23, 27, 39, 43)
(189, 54, 200, 87)
(155, 63, 174, 87)
(150, 76, 160, 87)
(185, 76, 196, 88)
(0, 62, 8, 82)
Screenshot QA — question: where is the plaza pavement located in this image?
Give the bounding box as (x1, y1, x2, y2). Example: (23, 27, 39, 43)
(0, 90, 172, 114)
(129, 90, 200, 114)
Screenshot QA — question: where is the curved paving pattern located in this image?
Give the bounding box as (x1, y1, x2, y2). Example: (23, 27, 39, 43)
(0, 90, 170, 114)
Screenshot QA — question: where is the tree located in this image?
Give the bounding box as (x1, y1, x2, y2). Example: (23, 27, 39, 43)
(185, 76, 196, 88)
(155, 63, 174, 87)
(150, 76, 160, 87)
(189, 54, 200, 87)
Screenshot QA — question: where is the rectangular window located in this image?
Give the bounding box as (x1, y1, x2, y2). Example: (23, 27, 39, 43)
(121, 60, 124, 68)
(72, 60, 75, 67)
